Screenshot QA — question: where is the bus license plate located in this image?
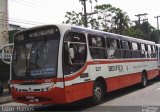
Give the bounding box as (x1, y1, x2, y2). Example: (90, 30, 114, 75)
(26, 96, 35, 100)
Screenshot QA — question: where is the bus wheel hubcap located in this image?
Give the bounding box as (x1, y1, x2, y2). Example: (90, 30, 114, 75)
(143, 76, 146, 86)
(95, 87, 102, 101)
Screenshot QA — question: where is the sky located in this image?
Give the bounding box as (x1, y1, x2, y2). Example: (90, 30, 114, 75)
(8, 0, 160, 29)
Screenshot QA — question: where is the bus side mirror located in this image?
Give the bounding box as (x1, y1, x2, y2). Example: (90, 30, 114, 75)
(1, 43, 14, 65)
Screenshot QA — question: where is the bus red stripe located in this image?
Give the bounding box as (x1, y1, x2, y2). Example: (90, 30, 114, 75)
(11, 59, 157, 84)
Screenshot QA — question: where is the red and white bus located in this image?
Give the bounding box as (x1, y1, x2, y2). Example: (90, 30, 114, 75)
(4, 24, 159, 105)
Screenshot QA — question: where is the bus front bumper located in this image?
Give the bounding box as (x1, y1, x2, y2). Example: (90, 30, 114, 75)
(11, 87, 67, 105)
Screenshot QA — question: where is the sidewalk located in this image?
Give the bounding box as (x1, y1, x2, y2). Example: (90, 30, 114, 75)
(0, 89, 13, 105)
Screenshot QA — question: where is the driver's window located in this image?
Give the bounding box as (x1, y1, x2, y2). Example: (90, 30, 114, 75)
(63, 31, 87, 75)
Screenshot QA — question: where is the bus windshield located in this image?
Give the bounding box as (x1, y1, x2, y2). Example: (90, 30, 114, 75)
(12, 26, 60, 80)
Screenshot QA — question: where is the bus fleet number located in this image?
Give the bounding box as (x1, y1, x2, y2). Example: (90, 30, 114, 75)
(96, 67, 101, 71)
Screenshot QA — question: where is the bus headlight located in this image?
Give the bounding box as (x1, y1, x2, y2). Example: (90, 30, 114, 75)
(41, 88, 48, 92)
(41, 83, 55, 92)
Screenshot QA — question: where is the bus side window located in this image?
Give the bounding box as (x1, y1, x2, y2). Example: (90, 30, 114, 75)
(107, 38, 121, 59)
(155, 46, 158, 58)
(147, 45, 152, 58)
(159, 47, 160, 62)
(141, 44, 147, 58)
(70, 44, 87, 63)
(132, 42, 141, 58)
(63, 43, 71, 75)
(121, 40, 132, 58)
(88, 34, 107, 59)
(151, 45, 156, 58)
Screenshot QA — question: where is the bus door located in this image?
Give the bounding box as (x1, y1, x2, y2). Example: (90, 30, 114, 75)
(63, 31, 89, 102)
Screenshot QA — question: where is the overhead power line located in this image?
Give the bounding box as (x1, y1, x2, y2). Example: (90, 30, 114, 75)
(31, 0, 55, 8)
(9, 18, 45, 25)
(10, 0, 57, 17)
(0, 15, 45, 25)
(15, 0, 54, 11)
(0, 18, 44, 26)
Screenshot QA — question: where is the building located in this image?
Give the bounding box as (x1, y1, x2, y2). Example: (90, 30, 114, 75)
(9, 24, 25, 31)
(8, 24, 25, 43)
(0, 0, 8, 49)
(0, 24, 25, 59)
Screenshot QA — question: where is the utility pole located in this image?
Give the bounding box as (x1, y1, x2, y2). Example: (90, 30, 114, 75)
(154, 16, 160, 30)
(83, 0, 87, 27)
(0, 0, 9, 49)
(135, 14, 141, 24)
(135, 13, 148, 24)
(79, 0, 98, 28)
(79, 0, 87, 27)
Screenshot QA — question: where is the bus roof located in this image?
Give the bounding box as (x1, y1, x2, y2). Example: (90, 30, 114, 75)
(70, 25, 155, 45)
(14, 24, 155, 45)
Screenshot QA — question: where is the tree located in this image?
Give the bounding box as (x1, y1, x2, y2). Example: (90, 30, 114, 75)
(94, 4, 131, 33)
(150, 30, 160, 43)
(122, 27, 144, 38)
(63, 11, 99, 28)
(140, 22, 154, 40)
(62, 11, 83, 26)
(94, 4, 116, 31)
(112, 9, 130, 34)
(125, 21, 155, 40)
(63, 4, 131, 34)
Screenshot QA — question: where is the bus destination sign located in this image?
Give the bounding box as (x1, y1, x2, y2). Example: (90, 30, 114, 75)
(15, 28, 56, 42)
(29, 28, 55, 38)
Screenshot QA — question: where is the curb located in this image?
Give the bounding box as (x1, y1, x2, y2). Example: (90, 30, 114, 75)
(0, 98, 13, 105)
(0, 94, 13, 105)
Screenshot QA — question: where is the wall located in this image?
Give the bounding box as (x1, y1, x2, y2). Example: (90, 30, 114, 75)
(0, 0, 9, 49)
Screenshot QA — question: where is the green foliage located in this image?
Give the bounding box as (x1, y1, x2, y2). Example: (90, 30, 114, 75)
(63, 3, 160, 42)
(150, 30, 160, 43)
(123, 22, 156, 41)
(140, 22, 154, 40)
(122, 27, 144, 38)
(112, 10, 130, 34)
(63, 11, 83, 26)
(63, 3, 131, 33)
(95, 4, 113, 11)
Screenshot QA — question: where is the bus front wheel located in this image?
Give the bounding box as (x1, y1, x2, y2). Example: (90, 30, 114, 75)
(92, 81, 104, 104)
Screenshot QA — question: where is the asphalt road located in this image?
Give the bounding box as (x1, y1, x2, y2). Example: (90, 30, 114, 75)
(1, 78, 160, 112)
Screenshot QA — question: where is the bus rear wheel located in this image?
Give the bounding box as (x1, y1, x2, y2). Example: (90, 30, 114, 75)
(92, 81, 104, 104)
(141, 72, 147, 88)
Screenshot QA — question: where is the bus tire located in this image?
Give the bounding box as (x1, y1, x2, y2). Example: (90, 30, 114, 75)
(92, 81, 104, 105)
(141, 72, 147, 88)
